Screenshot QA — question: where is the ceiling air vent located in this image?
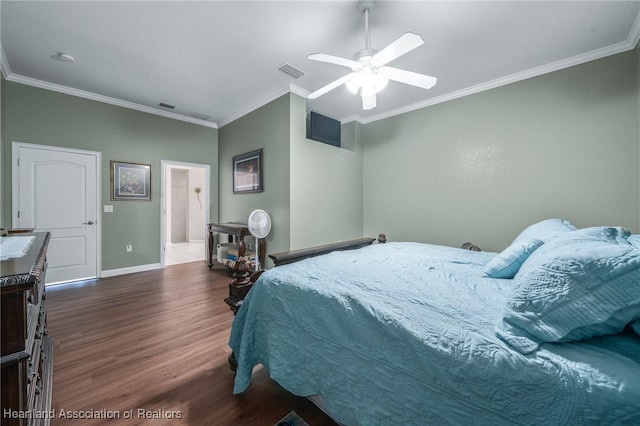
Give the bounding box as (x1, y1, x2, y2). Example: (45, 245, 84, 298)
(191, 112, 211, 121)
(159, 102, 175, 109)
(278, 63, 306, 79)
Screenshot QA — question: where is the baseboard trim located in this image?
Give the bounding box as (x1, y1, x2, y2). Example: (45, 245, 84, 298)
(101, 263, 162, 278)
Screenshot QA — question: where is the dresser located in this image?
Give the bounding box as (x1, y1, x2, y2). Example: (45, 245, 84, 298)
(1, 232, 53, 426)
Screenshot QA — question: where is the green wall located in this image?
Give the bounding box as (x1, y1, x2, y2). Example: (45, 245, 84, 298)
(289, 94, 364, 249)
(3, 43, 637, 272)
(0, 76, 4, 229)
(1, 81, 218, 270)
(218, 92, 365, 262)
(218, 93, 291, 266)
(636, 43, 640, 233)
(362, 48, 640, 252)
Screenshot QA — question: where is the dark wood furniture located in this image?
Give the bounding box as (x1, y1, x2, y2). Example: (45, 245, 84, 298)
(207, 222, 266, 270)
(224, 270, 264, 315)
(269, 237, 379, 267)
(1, 232, 52, 426)
(208, 223, 267, 314)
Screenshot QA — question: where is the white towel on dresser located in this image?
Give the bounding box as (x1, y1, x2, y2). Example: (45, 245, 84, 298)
(0, 236, 35, 261)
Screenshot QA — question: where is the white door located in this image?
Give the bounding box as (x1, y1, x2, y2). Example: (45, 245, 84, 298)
(13, 143, 100, 284)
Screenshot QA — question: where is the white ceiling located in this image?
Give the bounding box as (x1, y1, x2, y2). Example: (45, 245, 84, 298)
(2, 1, 639, 129)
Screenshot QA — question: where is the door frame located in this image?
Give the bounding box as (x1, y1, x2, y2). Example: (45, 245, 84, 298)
(11, 141, 102, 280)
(160, 160, 210, 266)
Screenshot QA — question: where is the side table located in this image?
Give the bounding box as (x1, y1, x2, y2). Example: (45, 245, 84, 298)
(207, 222, 266, 269)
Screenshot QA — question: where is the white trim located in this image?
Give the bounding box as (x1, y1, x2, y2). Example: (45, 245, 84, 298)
(4, 73, 218, 129)
(289, 83, 309, 98)
(160, 160, 210, 267)
(300, 19, 640, 126)
(630, 9, 640, 49)
(358, 39, 640, 124)
(101, 263, 162, 278)
(1, 45, 12, 79)
(340, 114, 365, 125)
(2, 9, 638, 128)
(45, 276, 97, 287)
(218, 83, 305, 128)
(11, 141, 102, 280)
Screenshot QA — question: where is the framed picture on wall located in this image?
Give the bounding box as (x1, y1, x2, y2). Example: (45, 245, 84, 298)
(111, 161, 151, 201)
(233, 149, 263, 194)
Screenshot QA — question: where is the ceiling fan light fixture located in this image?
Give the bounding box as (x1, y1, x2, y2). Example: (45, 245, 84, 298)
(346, 67, 388, 95)
(306, 0, 436, 110)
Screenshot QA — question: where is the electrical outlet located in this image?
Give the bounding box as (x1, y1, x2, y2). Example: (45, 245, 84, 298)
(247, 241, 253, 251)
(126, 243, 133, 252)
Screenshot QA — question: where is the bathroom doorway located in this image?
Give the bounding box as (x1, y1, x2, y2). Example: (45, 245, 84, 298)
(161, 160, 210, 266)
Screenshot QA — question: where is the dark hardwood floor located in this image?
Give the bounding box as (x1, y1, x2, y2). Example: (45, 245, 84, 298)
(46, 261, 338, 426)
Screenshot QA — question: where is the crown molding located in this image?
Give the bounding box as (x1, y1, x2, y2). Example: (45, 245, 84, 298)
(289, 83, 309, 99)
(291, 83, 367, 124)
(630, 8, 640, 48)
(1, 45, 12, 79)
(339, 114, 365, 125)
(4, 71, 218, 129)
(217, 83, 308, 128)
(3, 8, 639, 130)
(2, 40, 216, 128)
(358, 29, 640, 125)
(293, 10, 640, 126)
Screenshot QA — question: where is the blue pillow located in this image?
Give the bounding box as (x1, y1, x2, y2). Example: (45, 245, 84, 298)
(483, 238, 544, 279)
(631, 319, 640, 336)
(514, 218, 576, 243)
(496, 226, 640, 354)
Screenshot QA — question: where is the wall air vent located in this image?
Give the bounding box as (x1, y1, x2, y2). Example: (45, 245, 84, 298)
(278, 63, 306, 79)
(159, 102, 175, 109)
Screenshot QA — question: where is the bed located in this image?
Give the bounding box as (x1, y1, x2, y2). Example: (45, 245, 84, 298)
(229, 219, 640, 425)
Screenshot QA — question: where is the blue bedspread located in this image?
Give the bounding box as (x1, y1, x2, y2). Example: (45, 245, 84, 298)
(230, 242, 640, 425)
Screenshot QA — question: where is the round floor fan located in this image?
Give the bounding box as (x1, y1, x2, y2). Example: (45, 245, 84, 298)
(247, 209, 272, 270)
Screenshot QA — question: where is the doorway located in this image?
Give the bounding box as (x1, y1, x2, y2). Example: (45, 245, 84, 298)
(170, 169, 189, 244)
(161, 160, 210, 266)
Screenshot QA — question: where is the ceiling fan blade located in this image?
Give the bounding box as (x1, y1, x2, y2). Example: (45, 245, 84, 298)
(371, 32, 424, 67)
(308, 73, 357, 99)
(381, 66, 437, 90)
(362, 94, 377, 110)
(308, 53, 360, 69)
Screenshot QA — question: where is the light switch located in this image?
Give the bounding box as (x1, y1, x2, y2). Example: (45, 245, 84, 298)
(104, 205, 114, 213)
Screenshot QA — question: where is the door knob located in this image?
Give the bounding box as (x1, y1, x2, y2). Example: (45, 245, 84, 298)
(83, 220, 95, 225)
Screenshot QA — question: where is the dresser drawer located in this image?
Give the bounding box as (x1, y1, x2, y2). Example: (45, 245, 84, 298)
(29, 336, 53, 426)
(27, 335, 43, 411)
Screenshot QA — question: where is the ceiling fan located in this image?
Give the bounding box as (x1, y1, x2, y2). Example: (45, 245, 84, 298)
(307, 0, 437, 111)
